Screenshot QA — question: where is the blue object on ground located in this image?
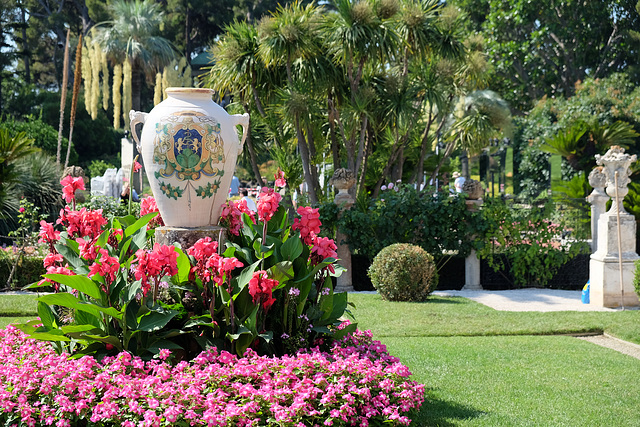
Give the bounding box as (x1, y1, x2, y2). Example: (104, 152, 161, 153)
(581, 281, 590, 304)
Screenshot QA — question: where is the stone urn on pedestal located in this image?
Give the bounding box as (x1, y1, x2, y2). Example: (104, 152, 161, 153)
(330, 169, 356, 293)
(589, 146, 640, 307)
(462, 179, 484, 212)
(461, 178, 483, 290)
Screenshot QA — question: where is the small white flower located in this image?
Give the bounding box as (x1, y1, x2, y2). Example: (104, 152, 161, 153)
(381, 185, 387, 191)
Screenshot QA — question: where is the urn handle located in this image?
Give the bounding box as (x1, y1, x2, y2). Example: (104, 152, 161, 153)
(129, 110, 148, 153)
(232, 113, 250, 155)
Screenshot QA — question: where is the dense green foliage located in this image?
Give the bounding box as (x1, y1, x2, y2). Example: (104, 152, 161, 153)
(452, 0, 640, 110)
(513, 74, 640, 200)
(368, 243, 438, 301)
(335, 185, 486, 260)
(0, 116, 76, 164)
(0, 250, 45, 290)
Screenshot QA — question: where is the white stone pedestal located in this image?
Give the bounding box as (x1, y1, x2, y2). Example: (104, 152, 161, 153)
(590, 213, 640, 307)
(331, 169, 356, 293)
(462, 249, 482, 290)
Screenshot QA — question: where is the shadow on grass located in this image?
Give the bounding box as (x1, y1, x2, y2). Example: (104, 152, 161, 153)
(425, 296, 466, 305)
(411, 389, 485, 426)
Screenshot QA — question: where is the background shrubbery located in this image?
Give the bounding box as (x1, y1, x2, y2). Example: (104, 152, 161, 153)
(322, 185, 487, 261)
(321, 184, 589, 289)
(0, 249, 46, 290)
(368, 243, 438, 301)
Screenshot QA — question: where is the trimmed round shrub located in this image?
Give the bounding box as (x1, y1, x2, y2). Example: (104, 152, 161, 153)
(368, 243, 438, 301)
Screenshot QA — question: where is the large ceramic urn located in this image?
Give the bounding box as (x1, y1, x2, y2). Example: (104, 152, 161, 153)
(130, 88, 249, 227)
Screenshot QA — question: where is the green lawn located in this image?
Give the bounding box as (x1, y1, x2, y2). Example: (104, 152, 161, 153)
(0, 293, 39, 329)
(349, 293, 640, 344)
(349, 293, 640, 426)
(392, 336, 640, 426)
(2, 292, 640, 426)
(0, 294, 39, 317)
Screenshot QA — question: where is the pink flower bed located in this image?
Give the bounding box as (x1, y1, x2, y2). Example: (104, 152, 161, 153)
(0, 326, 424, 427)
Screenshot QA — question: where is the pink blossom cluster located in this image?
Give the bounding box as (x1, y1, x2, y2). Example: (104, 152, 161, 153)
(206, 255, 244, 287)
(140, 197, 164, 229)
(186, 236, 219, 280)
(333, 323, 401, 365)
(219, 199, 256, 236)
(310, 235, 338, 273)
(61, 176, 85, 204)
(292, 206, 321, 245)
(185, 237, 243, 288)
(257, 187, 282, 222)
(248, 270, 278, 310)
(88, 248, 120, 286)
(56, 206, 108, 240)
(134, 244, 179, 296)
(0, 325, 424, 427)
(274, 169, 286, 188)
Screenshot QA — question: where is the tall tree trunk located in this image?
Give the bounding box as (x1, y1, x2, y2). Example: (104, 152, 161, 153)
(243, 103, 265, 187)
(185, 3, 192, 64)
(412, 105, 435, 186)
(391, 146, 403, 183)
(372, 142, 403, 198)
(294, 114, 318, 203)
(429, 140, 457, 186)
(328, 91, 340, 172)
(57, 29, 70, 169)
(306, 122, 322, 199)
(460, 150, 469, 178)
(132, 63, 142, 112)
(20, 5, 30, 84)
(66, 34, 83, 169)
(73, 0, 93, 33)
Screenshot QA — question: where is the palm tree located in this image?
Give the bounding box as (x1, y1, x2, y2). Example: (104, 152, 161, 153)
(431, 90, 511, 183)
(0, 129, 35, 227)
(542, 120, 638, 172)
(322, 0, 399, 191)
(93, 0, 177, 112)
(258, 1, 325, 203)
(392, 1, 466, 183)
(206, 21, 270, 187)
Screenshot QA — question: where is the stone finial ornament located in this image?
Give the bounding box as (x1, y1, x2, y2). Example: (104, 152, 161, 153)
(462, 179, 484, 200)
(330, 168, 356, 193)
(595, 146, 637, 214)
(62, 165, 85, 179)
(588, 166, 607, 190)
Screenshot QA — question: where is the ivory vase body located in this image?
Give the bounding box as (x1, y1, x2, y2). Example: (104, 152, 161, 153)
(130, 88, 249, 227)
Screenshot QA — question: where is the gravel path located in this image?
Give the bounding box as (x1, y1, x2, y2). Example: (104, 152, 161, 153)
(578, 334, 640, 360)
(432, 288, 620, 312)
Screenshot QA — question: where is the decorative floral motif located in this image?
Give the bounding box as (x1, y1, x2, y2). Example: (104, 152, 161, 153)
(158, 181, 184, 200)
(195, 178, 222, 198)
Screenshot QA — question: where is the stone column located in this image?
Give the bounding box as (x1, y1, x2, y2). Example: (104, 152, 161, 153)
(121, 134, 134, 179)
(155, 226, 227, 251)
(586, 167, 609, 253)
(331, 169, 356, 293)
(462, 183, 484, 290)
(589, 146, 640, 307)
(463, 249, 482, 290)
